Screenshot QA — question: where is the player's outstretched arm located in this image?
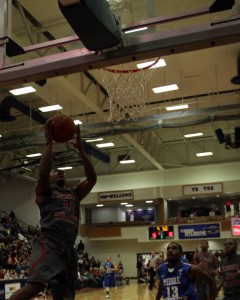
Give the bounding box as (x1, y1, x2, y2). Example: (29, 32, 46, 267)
(189, 265, 216, 300)
(35, 120, 54, 202)
(74, 125, 97, 200)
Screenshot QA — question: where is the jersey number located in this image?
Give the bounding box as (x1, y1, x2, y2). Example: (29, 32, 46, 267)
(166, 286, 179, 298)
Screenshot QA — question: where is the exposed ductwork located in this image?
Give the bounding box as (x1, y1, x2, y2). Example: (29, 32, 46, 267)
(0, 96, 110, 163)
(0, 96, 47, 123)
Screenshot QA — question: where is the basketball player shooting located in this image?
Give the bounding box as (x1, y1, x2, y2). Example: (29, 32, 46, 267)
(9, 120, 97, 300)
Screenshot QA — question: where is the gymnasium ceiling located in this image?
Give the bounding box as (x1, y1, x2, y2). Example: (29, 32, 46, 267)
(0, 0, 240, 191)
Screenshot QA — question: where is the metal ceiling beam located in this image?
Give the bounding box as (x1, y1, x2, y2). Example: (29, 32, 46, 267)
(1, 20, 240, 87)
(122, 134, 164, 170)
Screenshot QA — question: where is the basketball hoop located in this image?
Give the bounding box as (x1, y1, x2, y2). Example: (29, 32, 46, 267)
(101, 58, 159, 124)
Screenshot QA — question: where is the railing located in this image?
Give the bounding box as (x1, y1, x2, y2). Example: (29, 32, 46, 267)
(167, 215, 226, 224)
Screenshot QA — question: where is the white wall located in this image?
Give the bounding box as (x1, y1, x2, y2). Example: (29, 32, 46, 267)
(0, 176, 39, 226)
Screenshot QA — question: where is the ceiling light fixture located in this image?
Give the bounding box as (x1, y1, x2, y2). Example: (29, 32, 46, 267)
(21, 166, 31, 172)
(121, 202, 128, 205)
(184, 132, 203, 138)
(74, 120, 82, 125)
(38, 104, 62, 112)
(152, 84, 178, 94)
(196, 152, 213, 157)
(96, 142, 114, 148)
(137, 58, 166, 69)
(9, 86, 36, 95)
(86, 138, 103, 143)
(58, 166, 73, 170)
(26, 153, 42, 158)
(145, 200, 153, 203)
(126, 204, 133, 207)
(119, 159, 135, 164)
(124, 27, 148, 34)
(166, 104, 189, 111)
(96, 204, 104, 207)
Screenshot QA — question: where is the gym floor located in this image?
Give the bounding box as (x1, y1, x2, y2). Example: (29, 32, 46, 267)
(75, 282, 156, 300)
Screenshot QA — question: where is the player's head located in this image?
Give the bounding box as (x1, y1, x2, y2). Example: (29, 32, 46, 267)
(158, 251, 165, 263)
(166, 242, 183, 263)
(106, 256, 111, 262)
(50, 168, 65, 186)
(224, 238, 237, 256)
(200, 240, 209, 251)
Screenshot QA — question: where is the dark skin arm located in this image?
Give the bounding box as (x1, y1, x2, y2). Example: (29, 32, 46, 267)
(155, 274, 162, 300)
(189, 265, 216, 300)
(73, 125, 97, 200)
(35, 120, 53, 204)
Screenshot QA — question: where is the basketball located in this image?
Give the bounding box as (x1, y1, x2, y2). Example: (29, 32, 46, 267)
(50, 114, 76, 143)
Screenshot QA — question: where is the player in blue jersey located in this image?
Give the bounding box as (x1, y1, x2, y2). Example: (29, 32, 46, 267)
(9, 121, 97, 300)
(102, 256, 117, 299)
(155, 242, 216, 300)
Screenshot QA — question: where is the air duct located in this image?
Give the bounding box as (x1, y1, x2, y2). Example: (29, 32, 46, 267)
(0, 96, 47, 123)
(0, 96, 110, 162)
(231, 54, 240, 85)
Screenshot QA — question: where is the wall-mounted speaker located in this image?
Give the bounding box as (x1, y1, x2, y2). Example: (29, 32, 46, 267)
(235, 127, 240, 147)
(215, 128, 225, 144)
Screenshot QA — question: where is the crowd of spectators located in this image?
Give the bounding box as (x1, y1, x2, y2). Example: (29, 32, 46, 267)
(0, 210, 38, 281)
(0, 210, 128, 293)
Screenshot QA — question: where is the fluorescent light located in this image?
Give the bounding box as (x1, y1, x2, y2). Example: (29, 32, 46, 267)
(96, 142, 114, 148)
(145, 200, 153, 203)
(38, 104, 62, 112)
(125, 27, 148, 34)
(86, 138, 103, 143)
(74, 120, 82, 125)
(119, 159, 135, 164)
(0, 134, 2, 138)
(9, 86, 36, 95)
(21, 167, 31, 172)
(26, 153, 42, 158)
(152, 84, 179, 94)
(121, 202, 128, 205)
(96, 204, 104, 207)
(58, 166, 73, 170)
(196, 152, 213, 157)
(137, 59, 166, 69)
(126, 204, 133, 207)
(166, 104, 189, 111)
(184, 132, 203, 138)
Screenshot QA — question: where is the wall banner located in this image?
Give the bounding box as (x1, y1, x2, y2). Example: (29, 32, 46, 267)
(178, 223, 220, 239)
(98, 190, 134, 202)
(183, 182, 222, 195)
(231, 217, 240, 236)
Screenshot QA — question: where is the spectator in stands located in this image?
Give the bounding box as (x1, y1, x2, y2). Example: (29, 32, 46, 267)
(137, 255, 145, 282)
(147, 251, 158, 290)
(154, 251, 165, 271)
(77, 240, 85, 255)
(9, 122, 96, 300)
(217, 238, 240, 300)
(116, 261, 129, 285)
(155, 242, 216, 300)
(193, 240, 218, 300)
(209, 208, 216, 217)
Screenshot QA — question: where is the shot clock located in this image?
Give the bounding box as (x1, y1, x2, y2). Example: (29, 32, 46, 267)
(148, 225, 174, 240)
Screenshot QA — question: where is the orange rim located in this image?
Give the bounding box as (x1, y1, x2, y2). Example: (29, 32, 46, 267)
(102, 57, 160, 73)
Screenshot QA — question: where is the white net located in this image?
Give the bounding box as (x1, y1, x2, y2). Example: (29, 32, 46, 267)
(101, 59, 159, 123)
